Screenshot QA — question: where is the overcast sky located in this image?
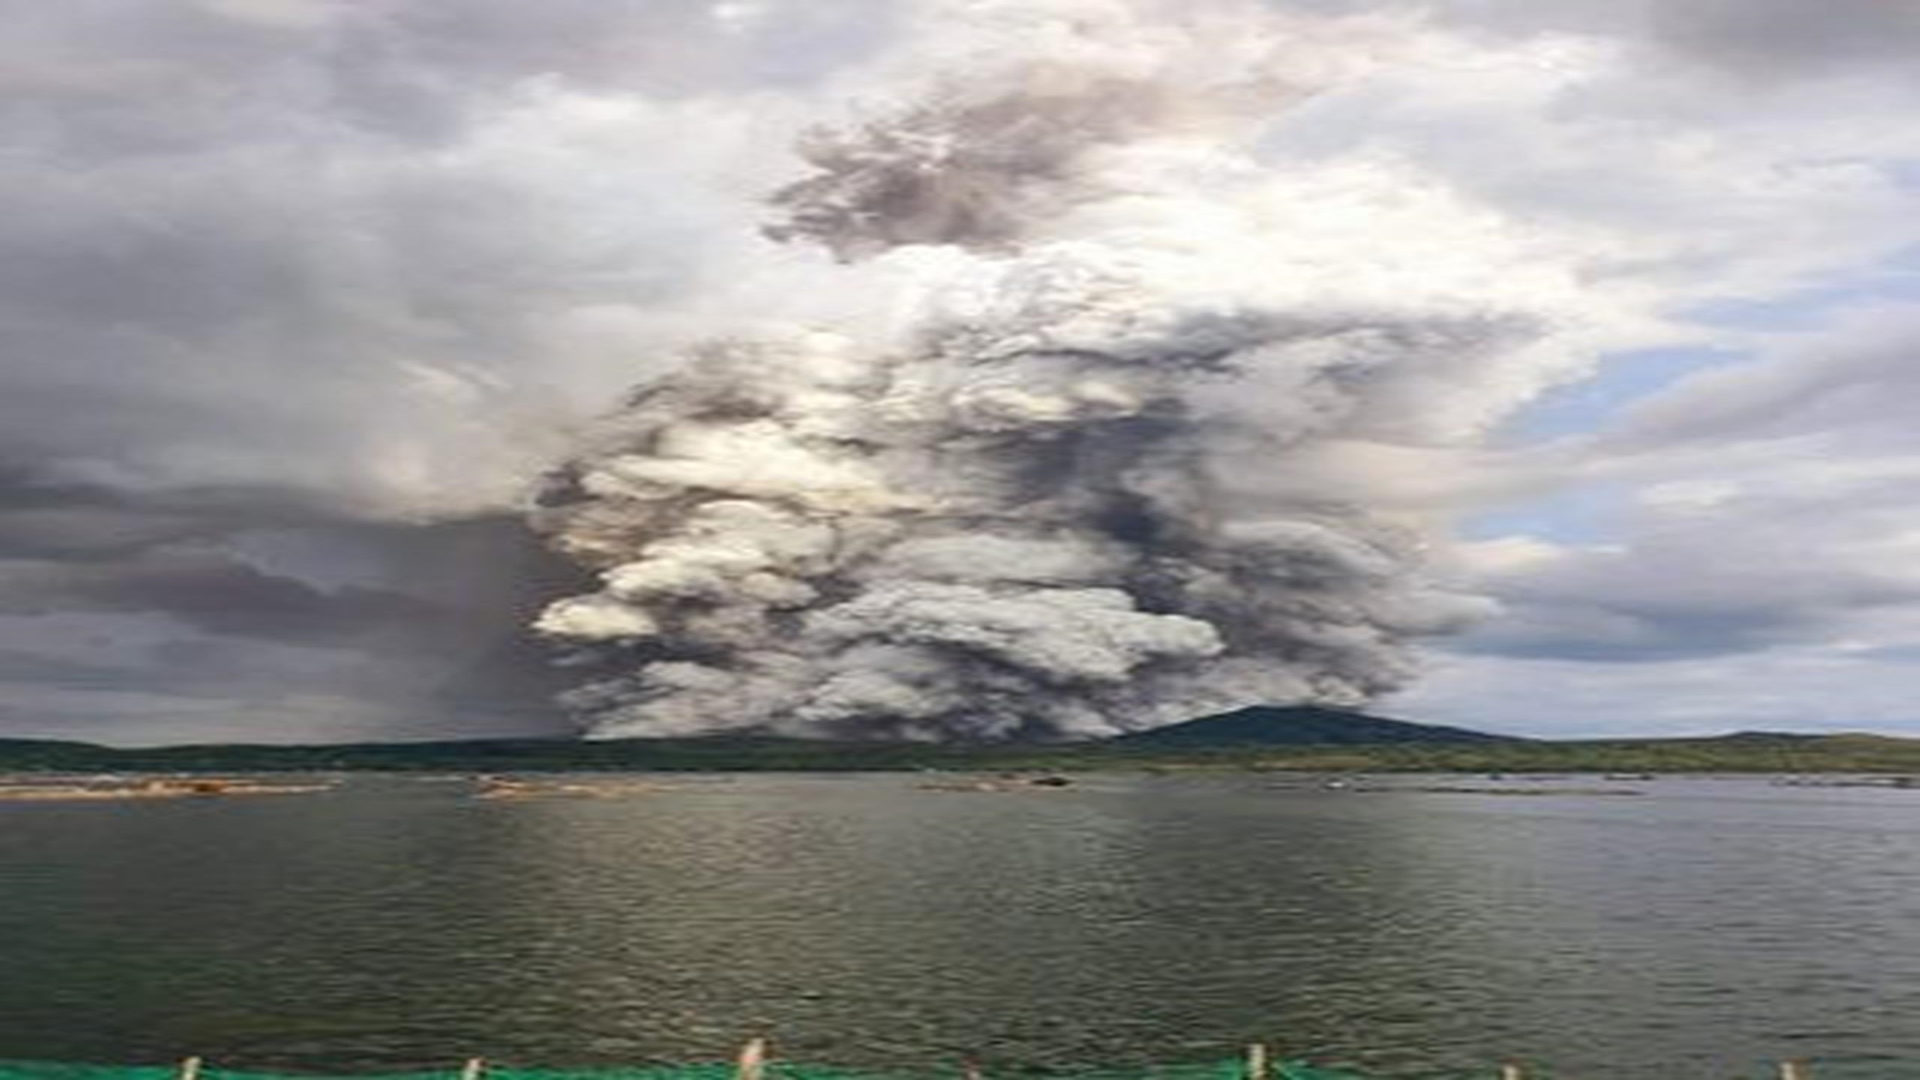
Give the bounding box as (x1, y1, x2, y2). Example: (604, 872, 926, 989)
(5, 0, 1920, 745)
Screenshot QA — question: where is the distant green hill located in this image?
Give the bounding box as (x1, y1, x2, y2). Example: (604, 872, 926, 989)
(1116, 705, 1518, 746)
(4, 713, 1919, 775)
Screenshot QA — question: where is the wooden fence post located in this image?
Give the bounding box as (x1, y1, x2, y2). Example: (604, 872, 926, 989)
(460, 1059, 485, 1080)
(178, 1058, 201, 1080)
(1779, 1061, 1809, 1080)
(1245, 1043, 1268, 1080)
(1500, 1063, 1524, 1080)
(736, 1038, 767, 1080)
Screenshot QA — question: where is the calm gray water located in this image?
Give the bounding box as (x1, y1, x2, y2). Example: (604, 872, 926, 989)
(3, 774, 1919, 1078)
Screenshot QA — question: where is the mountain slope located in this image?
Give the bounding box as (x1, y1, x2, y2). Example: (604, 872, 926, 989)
(1115, 705, 1519, 746)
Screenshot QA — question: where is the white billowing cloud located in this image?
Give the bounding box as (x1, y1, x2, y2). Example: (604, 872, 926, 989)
(4, 0, 1920, 741)
(525, 0, 1920, 739)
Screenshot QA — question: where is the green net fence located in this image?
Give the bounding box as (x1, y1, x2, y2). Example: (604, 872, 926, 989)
(3, 1059, 1912, 1080)
(0, 1062, 1388, 1080)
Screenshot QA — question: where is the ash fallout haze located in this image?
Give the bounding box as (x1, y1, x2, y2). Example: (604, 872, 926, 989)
(5, 0, 1920, 744)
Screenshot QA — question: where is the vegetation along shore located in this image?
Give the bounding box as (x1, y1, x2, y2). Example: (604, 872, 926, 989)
(4, 706, 1920, 777)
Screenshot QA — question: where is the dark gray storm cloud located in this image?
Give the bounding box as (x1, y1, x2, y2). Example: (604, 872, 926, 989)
(1374, 0, 1920, 76)
(0, 497, 584, 743)
(0, 0, 892, 742)
(1456, 525, 1920, 664)
(0, 0, 899, 519)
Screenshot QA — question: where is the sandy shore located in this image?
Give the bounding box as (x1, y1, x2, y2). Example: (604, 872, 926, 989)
(0, 777, 335, 802)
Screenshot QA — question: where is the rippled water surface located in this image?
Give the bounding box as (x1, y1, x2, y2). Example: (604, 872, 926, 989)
(4, 774, 1920, 1077)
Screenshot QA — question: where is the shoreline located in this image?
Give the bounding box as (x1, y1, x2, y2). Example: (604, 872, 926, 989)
(0, 777, 335, 802)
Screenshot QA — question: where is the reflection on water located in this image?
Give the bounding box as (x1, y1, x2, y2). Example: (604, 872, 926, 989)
(3, 775, 1919, 1077)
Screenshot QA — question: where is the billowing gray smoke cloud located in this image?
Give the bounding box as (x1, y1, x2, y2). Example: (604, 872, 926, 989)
(2, 0, 1916, 747)
(528, 0, 1522, 740)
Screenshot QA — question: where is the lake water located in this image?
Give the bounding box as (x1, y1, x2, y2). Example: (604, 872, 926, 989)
(3, 774, 1919, 1078)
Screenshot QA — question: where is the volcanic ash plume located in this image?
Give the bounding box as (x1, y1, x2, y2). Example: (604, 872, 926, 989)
(531, 0, 1526, 740)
